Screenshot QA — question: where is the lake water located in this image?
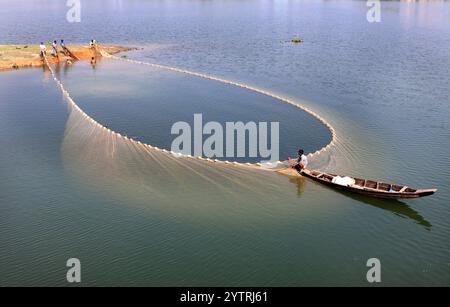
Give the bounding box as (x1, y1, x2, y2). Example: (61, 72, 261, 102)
(0, 0, 449, 286)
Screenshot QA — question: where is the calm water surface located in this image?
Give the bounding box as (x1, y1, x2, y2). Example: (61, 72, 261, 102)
(0, 0, 449, 286)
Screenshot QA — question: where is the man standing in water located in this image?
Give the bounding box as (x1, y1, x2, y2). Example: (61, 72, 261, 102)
(60, 39, 67, 55)
(294, 149, 308, 172)
(39, 42, 46, 57)
(51, 40, 58, 57)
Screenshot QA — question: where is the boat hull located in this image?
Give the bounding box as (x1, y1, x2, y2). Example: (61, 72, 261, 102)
(299, 169, 437, 199)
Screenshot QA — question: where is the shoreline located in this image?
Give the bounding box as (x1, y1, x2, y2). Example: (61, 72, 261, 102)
(0, 44, 136, 72)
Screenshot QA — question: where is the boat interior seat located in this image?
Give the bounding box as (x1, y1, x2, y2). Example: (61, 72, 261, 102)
(399, 186, 408, 193)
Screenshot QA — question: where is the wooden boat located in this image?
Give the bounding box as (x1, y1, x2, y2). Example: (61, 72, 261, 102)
(299, 168, 437, 199)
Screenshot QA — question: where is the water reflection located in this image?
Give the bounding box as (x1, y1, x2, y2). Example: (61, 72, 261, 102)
(351, 194, 432, 230)
(53, 57, 101, 79)
(290, 178, 432, 230)
(289, 176, 306, 198)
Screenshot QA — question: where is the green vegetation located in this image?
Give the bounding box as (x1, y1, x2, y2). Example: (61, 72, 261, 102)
(0, 44, 40, 54)
(290, 37, 304, 43)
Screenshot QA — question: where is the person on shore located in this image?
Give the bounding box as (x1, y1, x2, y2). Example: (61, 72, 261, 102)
(60, 39, 67, 55)
(89, 40, 95, 48)
(39, 42, 47, 57)
(51, 40, 58, 57)
(293, 149, 308, 172)
(90, 56, 96, 67)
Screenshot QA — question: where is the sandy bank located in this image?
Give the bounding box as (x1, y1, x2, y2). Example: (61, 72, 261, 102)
(0, 44, 135, 72)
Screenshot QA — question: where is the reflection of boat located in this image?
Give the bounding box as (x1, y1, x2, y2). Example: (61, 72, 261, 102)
(288, 171, 432, 229)
(354, 195, 432, 230)
(299, 169, 437, 199)
(332, 185, 432, 229)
